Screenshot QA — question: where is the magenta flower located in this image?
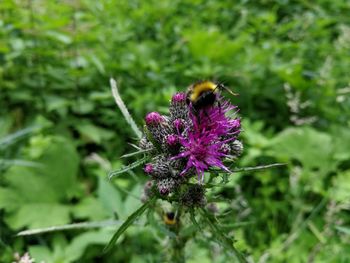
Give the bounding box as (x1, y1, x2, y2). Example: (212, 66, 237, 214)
(140, 89, 243, 194)
(173, 99, 241, 182)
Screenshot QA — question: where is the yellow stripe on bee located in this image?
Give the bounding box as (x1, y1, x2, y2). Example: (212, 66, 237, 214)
(190, 81, 217, 101)
(163, 215, 176, 225)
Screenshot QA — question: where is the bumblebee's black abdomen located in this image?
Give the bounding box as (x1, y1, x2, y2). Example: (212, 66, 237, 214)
(193, 91, 216, 110)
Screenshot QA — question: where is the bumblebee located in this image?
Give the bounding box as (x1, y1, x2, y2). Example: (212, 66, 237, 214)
(163, 211, 176, 225)
(186, 80, 237, 111)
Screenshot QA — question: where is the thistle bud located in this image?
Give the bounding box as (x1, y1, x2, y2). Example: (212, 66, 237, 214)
(157, 178, 176, 195)
(170, 92, 189, 121)
(145, 112, 164, 126)
(230, 140, 243, 156)
(145, 112, 171, 145)
(139, 136, 153, 150)
(150, 156, 171, 179)
(144, 163, 154, 175)
(220, 143, 231, 155)
(141, 180, 154, 203)
(180, 184, 206, 207)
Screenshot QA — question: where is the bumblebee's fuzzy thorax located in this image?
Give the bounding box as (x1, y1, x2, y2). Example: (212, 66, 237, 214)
(186, 81, 219, 110)
(189, 81, 217, 102)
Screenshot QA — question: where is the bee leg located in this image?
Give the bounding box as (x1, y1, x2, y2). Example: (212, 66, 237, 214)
(203, 109, 212, 122)
(217, 100, 222, 114)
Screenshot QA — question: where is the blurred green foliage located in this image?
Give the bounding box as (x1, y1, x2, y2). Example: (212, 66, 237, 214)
(1, 0, 350, 262)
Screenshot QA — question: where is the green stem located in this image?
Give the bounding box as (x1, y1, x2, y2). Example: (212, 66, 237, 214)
(171, 206, 186, 263)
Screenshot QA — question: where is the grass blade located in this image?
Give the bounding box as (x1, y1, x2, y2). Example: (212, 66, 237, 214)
(103, 196, 155, 253)
(0, 125, 41, 148)
(17, 220, 122, 236)
(110, 78, 142, 140)
(335, 226, 350, 235)
(108, 156, 148, 179)
(0, 159, 42, 168)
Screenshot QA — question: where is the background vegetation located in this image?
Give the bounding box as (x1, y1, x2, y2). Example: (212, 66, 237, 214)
(1, 0, 350, 262)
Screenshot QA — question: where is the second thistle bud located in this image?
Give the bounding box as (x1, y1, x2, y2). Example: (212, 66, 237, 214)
(145, 112, 164, 126)
(157, 178, 176, 195)
(180, 184, 206, 207)
(145, 112, 171, 146)
(170, 92, 189, 121)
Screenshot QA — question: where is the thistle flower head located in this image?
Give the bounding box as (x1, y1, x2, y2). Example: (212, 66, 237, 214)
(140, 86, 242, 195)
(173, 100, 241, 182)
(145, 112, 164, 126)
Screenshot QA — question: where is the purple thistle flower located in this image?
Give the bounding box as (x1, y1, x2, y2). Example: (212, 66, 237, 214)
(173, 99, 241, 182)
(139, 85, 242, 194)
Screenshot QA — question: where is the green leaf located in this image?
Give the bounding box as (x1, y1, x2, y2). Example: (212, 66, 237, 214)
(330, 170, 350, 202)
(0, 135, 80, 229)
(230, 163, 286, 173)
(0, 125, 41, 149)
(200, 208, 247, 263)
(65, 230, 112, 262)
(189, 209, 201, 231)
(268, 127, 336, 175)
(75, 122, 114, 144)
(335, 226, 350, 235)
(110, 78, 142, 139)
(45, 30, 72, 44)
(97, 177, 123, 218)
(121, 148, 152, 158)
(72, 196, 109, 221)
(103, 196, 155, 253)
(7, 203, 71, 229)
(108, 156, 148, 179)
(0, 159, 42, 168)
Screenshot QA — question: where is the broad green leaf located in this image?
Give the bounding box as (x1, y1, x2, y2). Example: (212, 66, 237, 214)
(330, 171, 350, 202)
(268, 127, 336, 175)
(72, 196, 109, 221)
(7, 204, 71, 229)
(0, 135, 80, 229)
(123, 184, 143, 218)
(97, 177, 123, 218)
(75, 122, 114, 144)
(65, 230, 112, 262)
